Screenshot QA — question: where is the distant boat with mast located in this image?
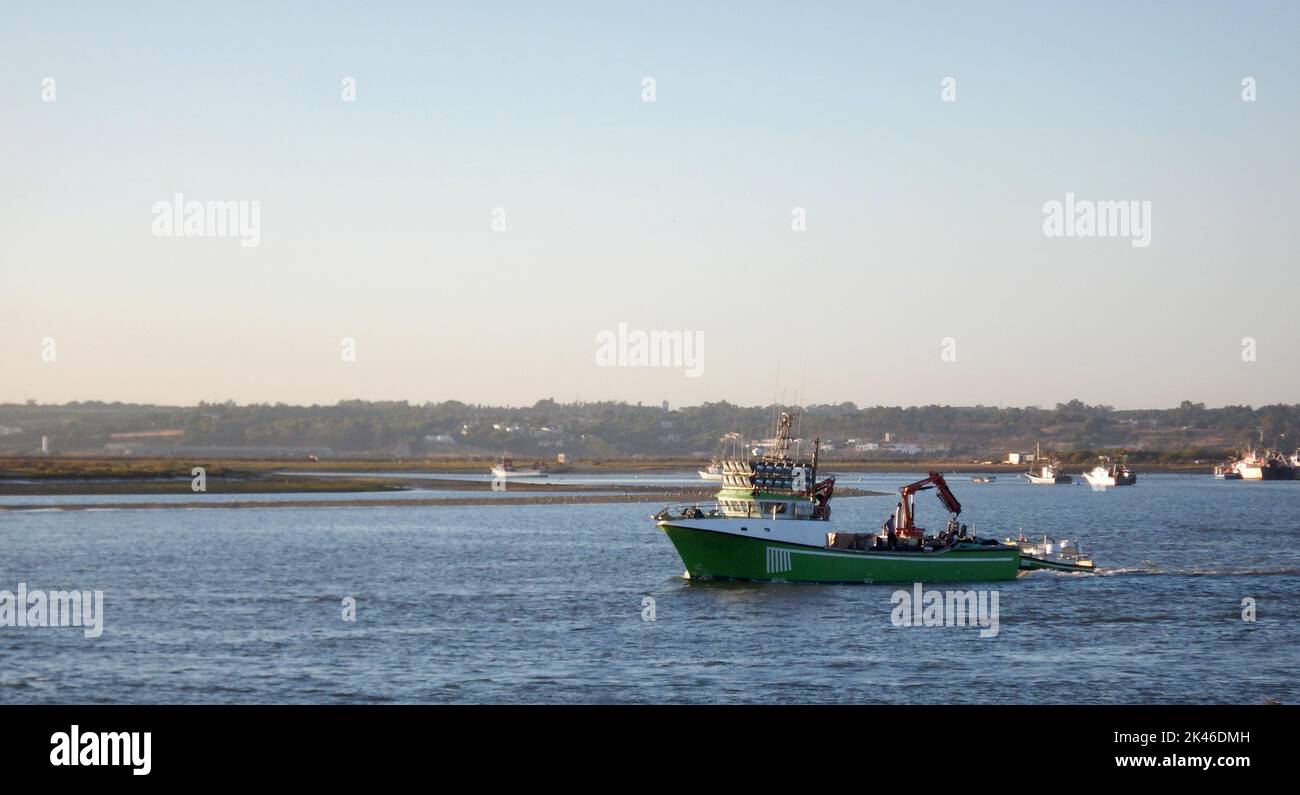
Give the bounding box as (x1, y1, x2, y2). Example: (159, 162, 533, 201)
(698, 432, 744, 482)
(1024, 443, 1072, 484)
(1222, 447, 1295, 480)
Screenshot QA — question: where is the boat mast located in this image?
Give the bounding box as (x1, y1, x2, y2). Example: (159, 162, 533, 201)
(773, 412, 794, 459)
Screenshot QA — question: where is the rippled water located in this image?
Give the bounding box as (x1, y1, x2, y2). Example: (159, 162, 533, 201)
(1, 473, 1296, 703)
(0, 488, 628, 507)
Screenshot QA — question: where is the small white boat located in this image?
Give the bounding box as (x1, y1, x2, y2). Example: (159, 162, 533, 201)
(698, 462, 724, 481)
(490, 455, 547, 478)
(1025, 464, 1072, 485)
(1024, 444, 1072, 484)
(1005, 534, 1096, 572)
(1213, 464, 1242, 480)
(1082, 458, 1136, 487)
(699, 432, 744, 481)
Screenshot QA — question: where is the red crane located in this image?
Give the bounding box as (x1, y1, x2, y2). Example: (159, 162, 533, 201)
(893, 471, 962, 539)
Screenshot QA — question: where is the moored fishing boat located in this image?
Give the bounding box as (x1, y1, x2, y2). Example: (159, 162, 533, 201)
(1025, 463, 1072, 485)
(697, 462, 723, 481)
(1024, 443, 1072, 484)
(1229, 447, 1295, 480)
(698, 432, 743, 481)
(654, 413, 1020, 583)
(1213, 464, 1242, 480)
(490, 454, 547, 478)
(1081, 456, 1136, 487)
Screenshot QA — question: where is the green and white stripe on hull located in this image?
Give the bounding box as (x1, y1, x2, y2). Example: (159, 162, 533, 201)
(1018, 554, 1096, 573)
(659, 522, 1021, 584)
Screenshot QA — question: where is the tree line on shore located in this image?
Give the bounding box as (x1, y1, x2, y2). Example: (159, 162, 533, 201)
(1, 398, 1296, 459)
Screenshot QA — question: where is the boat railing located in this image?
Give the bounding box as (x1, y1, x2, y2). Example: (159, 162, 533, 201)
(653, 500, 831, 522)
(652, 501, 725, 521)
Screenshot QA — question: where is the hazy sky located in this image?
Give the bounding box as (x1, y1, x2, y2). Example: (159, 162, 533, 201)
(3, 2, 1297, 409)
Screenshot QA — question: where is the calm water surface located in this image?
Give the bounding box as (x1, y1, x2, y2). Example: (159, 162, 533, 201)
(1, 473, 1296, 703)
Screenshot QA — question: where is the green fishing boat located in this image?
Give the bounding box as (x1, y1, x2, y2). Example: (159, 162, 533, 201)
(655, 413, 1021, 584)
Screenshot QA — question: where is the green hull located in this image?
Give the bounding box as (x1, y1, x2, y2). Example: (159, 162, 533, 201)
(660, 524, 1021, 584)
(1018, 554, 1096, 573)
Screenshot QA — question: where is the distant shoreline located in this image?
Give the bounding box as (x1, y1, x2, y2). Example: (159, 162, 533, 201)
(0, 484, 887, 511)
(0, 452, 1225, 507)
(0, 454, 1218, 498)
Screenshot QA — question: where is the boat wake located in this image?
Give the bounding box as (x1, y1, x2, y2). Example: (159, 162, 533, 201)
(1098, 564, 1300, 578)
